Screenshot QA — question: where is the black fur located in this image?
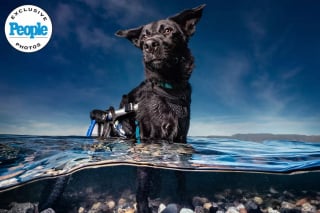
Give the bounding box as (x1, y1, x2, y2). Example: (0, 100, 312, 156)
(115, 4, 205, 213)
(116, 4, 205, 143)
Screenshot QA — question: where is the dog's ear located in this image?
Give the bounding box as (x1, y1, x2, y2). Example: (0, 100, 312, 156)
(169, 4, 205, 38)
(115, 26, 143, 48)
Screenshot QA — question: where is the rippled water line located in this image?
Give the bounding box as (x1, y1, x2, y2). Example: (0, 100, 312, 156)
(0, 135, 320, 191)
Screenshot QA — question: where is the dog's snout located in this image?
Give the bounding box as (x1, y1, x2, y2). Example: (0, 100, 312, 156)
(143, 39, 159, 53)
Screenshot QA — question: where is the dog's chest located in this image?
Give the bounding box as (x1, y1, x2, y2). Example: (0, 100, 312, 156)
(137, 86, 190, 119)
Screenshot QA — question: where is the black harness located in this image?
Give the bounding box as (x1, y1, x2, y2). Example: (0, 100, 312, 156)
(145, 78, 190, 107)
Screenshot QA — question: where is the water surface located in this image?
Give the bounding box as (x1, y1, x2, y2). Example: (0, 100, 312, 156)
(1, 134, 319, 191)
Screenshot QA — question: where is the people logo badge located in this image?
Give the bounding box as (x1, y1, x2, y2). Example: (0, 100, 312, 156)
(4, 5, 52, 53)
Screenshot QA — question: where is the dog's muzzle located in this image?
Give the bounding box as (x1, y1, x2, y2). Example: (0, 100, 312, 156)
(143, 38, 165, 64)
(143, 38, 160, 54)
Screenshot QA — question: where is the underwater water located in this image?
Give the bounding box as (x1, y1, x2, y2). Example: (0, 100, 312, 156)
(0, 134, 320, 212)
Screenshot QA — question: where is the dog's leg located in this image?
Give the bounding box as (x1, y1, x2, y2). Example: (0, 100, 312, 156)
(175, 171, 187, 204)
(97, 123, 101, 137)
(149, 124, 157, 139)
(139, 122, 148, 141)
(136, 167, 152, 213)
(39, 176, 69, 211)
(101, 122, 107, 138)
(102, 122, 111, 138)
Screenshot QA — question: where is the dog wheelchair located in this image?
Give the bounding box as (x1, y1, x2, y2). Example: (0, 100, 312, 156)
(86, 103, 139, 141)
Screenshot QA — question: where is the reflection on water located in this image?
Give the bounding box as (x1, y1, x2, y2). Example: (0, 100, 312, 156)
(0, 135, 319, 212)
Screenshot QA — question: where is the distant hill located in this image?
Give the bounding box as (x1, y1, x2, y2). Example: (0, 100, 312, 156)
(206, 133, 320, 142)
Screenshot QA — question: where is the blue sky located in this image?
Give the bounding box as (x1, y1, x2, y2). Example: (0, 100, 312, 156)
(1, 0, 320, 136)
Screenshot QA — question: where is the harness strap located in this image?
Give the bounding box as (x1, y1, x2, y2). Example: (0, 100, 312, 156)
(158, 82, 173, 89)
(135, 120, 141, 144)
(146, 78, 174, 90)
(144, 78, 190, 106)
(86, 120, 96, 137)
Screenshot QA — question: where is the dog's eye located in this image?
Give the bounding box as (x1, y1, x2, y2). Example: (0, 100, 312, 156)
(163, 27, 173, 35)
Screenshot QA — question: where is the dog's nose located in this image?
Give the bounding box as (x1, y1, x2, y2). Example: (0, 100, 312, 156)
(143, 39, 159, 53)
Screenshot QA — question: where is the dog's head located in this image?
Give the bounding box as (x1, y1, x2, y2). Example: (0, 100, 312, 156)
(116, 4, 205, 82)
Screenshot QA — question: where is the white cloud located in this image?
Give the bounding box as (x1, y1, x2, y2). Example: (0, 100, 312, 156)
(212, 54, 251, 107)
(280, 67, 302, 80)
(75, 26, 116, 50)
(2, 114, 319, 137)
(250, 73, 287, 113)
(51, 1, 162, 56)
(195, 11, 303, 117)
(0, 82, 119, 137)
(53, 2, 117, 51)
(53, 3, 75, 38)
(0, 120, 88, 136)
(80, 0, 161, 26)
(189, 115, 320, 136)
(244, 10, 296, 75)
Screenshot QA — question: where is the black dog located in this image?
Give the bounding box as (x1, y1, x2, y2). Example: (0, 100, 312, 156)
(104, 4, 205, 213)
(115, 4, 205, 144)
